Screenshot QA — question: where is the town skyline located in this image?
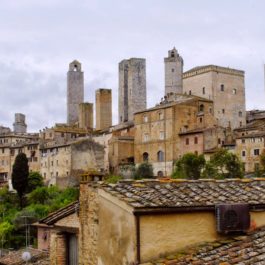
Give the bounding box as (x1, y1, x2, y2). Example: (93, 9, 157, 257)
(0, 0, 265, 131)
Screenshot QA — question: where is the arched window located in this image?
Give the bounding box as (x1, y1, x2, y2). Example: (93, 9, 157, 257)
(194, 137, 198, 144)
(239, 111, 242, 117)
(233, 88, 237, 94)
(202, 87, 205, 94)
(220, 84, 224, 91)
(157, 171, 164, 178)
(157, 151, 164, 162)
(143, 152, 149, 162)
(199, 104, 204, 112)
(171, 51, 175, 58)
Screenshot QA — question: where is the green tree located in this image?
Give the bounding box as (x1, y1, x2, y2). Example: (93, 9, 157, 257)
(12, 153, 29, 208)
(172, 153, 206, 179)
(27, 171, 44, 193)
(134, 162, 154, 179)
(204, 149, 243, 179)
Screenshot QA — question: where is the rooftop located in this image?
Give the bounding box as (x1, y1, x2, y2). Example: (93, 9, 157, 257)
(143, 226, 265, 265)
(102, 179, 265, 210)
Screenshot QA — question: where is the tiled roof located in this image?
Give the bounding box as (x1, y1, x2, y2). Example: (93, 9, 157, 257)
(142, 226, 265, 265)
(0, 248, 48, 265)
(102, 179, 265, 209)
(39, 201, 79, 226)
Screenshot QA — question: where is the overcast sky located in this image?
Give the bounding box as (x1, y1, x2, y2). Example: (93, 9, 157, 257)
(0, 0, 265, 132)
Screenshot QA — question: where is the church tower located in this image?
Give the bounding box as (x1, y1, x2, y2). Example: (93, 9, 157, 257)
(164, 48, 183, 95)
(67, 60, 84, 125)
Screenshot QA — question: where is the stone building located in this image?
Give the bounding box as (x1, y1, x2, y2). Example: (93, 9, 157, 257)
(34, 201, 80, 265)
(183, 65, 246, 129)
(0, 132, 39, 185)
(108, 121, 135, 174)
(13, 113, 27, 133)
(40, 138, 104, 187)
(134, 94, 218, 176)
(95, 89, 112, 131)
(78, 102, 93, 129)
(78, 178, 265, 265)
(164, 47, 183, 95)
(67, 60, 84, 125)
(119, 58, 146, 123)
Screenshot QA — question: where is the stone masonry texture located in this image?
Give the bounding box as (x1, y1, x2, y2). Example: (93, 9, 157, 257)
(67, 60, 84, 125)
(119, 58, 146, 123)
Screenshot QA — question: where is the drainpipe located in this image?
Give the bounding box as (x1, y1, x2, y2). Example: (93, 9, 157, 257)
(135, 215, 141, 264)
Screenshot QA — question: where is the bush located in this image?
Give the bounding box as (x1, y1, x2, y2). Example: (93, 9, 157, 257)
(105, 175, 122, 184)
(134, 162, 154, 179)
(27, 172, 44, 193)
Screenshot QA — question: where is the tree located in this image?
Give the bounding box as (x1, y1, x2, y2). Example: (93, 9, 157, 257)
(172, 153, 206, 179)
(204, 149, 243, 179)
(134, 162, 154, 179)
(259, 149, 265, 173)
(27, 171, 44, 193)
(12, 153, 29, 207)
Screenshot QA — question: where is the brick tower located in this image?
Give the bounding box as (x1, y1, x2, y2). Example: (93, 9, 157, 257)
(119, 58, 146, 123)
(96, 89, 112, 131)
(164, 47, 184, 95)
(67, 60, 84, 125)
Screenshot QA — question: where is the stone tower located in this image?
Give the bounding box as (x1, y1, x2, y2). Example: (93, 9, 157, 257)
(79, 102, 93, 129)
(164, 47, 183, 95)
(13, 113, 27, 133)
(119, 58, 146, 123)
(67, 60, 84, 125)
(96, 89, 112, 131)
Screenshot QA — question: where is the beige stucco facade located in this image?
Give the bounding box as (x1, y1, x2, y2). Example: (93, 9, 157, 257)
(183, 65, 246, 130)
(78, 181, 265, 265)
(134, 95, 217, 176)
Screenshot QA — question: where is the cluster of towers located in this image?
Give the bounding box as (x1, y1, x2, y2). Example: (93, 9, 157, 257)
(66, 60, 112, 131)
(66, 48, 183, 129)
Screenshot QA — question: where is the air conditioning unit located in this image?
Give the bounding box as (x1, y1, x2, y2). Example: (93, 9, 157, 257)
(216, 203, 250, 233)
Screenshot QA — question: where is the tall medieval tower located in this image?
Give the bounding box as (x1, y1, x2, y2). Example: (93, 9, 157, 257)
(119, 58, 146, 123)
(67, 60, 84, 125)
(164, 47, 183, 95)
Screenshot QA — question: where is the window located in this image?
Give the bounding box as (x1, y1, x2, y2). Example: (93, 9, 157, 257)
(1, 149, 4, 154)
(143, 152, 149, 162)
(202, 87, 205, 94)
(209, 107, 212, 114)
(43, 173, 46, 179)
(194, 137, 198, 144)
(222, 109, 225, 114)
(254, 149, 260, 156)
(157, 171, 163, 177)
(56, 160, 59, 166)
(242, 139, 245, 144)
(158, 112, 164, 120)
(186, 138, 189, 145)
(143, 133, 149, 142)
(242, 150, 246, 157)
(220, 84, 224, 91)
(189, 90, 192, 95)
(56, 172, 58, 177)
(159, 131, 165, 140)
(171, 68, 175, 72)
(233, 88, 237, 94)
(218, 138, 221, 144)
(143, 115, 148, 123)
(239, 111, 242, 117)
(199, 104, 204, 112)
(157, 151, 164, 162)
(51, 161, 53, 166)
(199, 117, 203, 123)
(240, 121, 242, 127)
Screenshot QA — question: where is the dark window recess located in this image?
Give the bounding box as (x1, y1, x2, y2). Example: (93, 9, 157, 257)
(254, 149, 260, 156)
(216, 204, 250, 233)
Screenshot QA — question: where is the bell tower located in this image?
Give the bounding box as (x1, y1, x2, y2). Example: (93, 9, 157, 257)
(164, 47, 183, 95)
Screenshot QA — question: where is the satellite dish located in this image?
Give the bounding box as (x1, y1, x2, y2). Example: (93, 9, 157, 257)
(22, 251, 31, 261)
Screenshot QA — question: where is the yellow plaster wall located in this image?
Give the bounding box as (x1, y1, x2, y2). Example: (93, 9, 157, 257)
(98, 191, 136, 265)
(140, 210, 265, 263)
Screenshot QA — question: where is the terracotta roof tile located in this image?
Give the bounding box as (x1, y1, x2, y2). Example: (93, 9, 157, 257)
(101, 179, 265, 209)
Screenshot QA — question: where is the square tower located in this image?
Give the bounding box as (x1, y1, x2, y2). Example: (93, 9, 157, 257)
(79, 102, 93, 129)
(96, 89, 112, 131)
(164, 47, 184, 95)
(13, 113, 27, 133)
(183, 65, 246, 129)
(67, 60, 84, 125)
(119, 58, 146, 123)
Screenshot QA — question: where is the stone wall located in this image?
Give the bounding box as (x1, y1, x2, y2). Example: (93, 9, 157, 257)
(79, 182, 100, 265)
(119, 58, 146, 123)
